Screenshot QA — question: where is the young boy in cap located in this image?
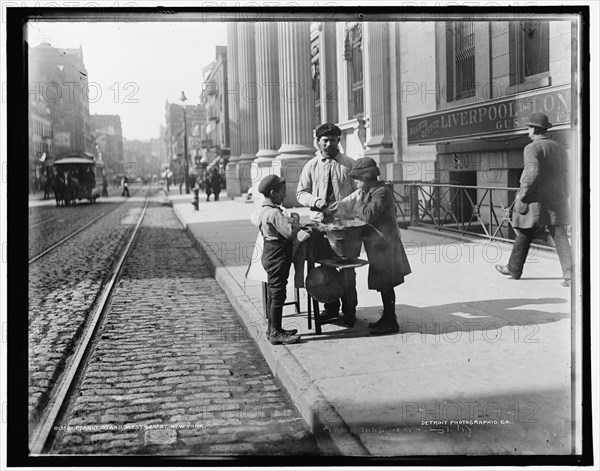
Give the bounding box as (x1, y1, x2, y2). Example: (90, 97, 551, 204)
(328, 157, 412, 335)
(257, 174, 302, 345)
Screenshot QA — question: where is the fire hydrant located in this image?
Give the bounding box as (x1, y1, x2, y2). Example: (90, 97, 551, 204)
(191, 184, 200, 210)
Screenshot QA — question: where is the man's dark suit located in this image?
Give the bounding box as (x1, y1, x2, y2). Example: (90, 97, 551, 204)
(508, 134, 572, 280)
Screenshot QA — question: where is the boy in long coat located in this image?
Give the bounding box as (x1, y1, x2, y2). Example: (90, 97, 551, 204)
(329, 157, 412, 335)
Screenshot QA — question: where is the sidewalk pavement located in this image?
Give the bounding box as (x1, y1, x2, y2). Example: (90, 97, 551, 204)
(165, 188, 574, 456)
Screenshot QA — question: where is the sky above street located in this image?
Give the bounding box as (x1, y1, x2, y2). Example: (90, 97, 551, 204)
(27, 21, 227, 141)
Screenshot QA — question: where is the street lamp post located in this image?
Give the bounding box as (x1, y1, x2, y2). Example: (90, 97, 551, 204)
(180, 91, 190, 194)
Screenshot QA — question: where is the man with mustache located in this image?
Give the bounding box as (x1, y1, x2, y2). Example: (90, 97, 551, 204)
(297, 123, 358, 327)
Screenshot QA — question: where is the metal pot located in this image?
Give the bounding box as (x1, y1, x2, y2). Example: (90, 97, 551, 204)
(321, 220, 366, 259)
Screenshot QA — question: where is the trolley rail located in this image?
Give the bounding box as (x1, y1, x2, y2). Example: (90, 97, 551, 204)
(28, 187, 145, 263)
(29, 214, 62, 230)
(29, 192, 150, 454)
(28, 211, 112, 264)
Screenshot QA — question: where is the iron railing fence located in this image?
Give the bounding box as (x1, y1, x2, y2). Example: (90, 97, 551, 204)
(408, 182, 518, 243)
(387, 181, 571, 247)
(384, 180, 425, 222)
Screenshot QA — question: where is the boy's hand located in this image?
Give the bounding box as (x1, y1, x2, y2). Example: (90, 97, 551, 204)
(289, 212, 301, 230)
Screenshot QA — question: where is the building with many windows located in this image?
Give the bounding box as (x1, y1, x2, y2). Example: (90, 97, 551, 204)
(90, 114, 124, 179)
(224, 21, 439, 205)
(29, 42, 94, 159)
(123, 138, 154, 180)
(200, 46, 230, 183)
(224, 17, 577, 212)
(164, 101, 207, 184)
(407, 18, 576, 229)
(28, 97, 54, 192)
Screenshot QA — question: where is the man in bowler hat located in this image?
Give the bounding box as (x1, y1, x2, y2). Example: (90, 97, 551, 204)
(495, 113, 572, 287)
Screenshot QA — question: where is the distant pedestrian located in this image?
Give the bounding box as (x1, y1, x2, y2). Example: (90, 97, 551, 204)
(495, 113, 572, 287)
(328, 157, 412, 335)
(210, 169, 223, 201)
(43, 171, 53, 200)
(204, 174, 213, 202)
(257, 174, 301, 345)
(101, 175, 108, 197)
(121, 176, 130, 197)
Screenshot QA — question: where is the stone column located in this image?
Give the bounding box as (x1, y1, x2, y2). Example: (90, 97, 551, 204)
(225, 23, 241, 197)
(276, 22, 315, 207)
(362, 22, 394, 180)
(251, 22, 281, 197)
(319, 22, 338, 124)
(336, 23, 350, 123)
(236, 22, 259, 194)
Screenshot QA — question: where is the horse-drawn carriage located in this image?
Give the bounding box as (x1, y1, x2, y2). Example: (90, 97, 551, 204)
(52, 154, 102, 206)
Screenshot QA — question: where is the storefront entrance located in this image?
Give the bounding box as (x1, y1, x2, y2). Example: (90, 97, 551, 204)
(449, 170, 477, 224)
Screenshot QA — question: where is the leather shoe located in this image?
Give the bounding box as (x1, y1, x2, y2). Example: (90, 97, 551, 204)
(369, 319, 400, 336)
(269, 331, 301, 345)
(561, 279, 571, 287)
(333, 314, 356, 328)
(495, 264, 520, 280)
(319, 310, 341, 321)
(369, 310, 386, 328)
(267, 329, 298, 341)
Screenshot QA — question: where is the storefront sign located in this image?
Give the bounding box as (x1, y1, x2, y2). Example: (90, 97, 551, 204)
(407, 85, 571, 145)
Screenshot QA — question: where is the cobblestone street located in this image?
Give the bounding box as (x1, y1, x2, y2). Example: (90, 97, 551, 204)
(28, 191, 145, 426)
(51, 201, 320, 455)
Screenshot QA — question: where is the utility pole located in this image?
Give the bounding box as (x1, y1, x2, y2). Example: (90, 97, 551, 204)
(180, 91, 190, 194)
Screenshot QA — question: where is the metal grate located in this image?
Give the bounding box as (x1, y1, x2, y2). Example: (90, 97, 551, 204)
(350, 24, 364, 117)
(455, 22, 475, 100)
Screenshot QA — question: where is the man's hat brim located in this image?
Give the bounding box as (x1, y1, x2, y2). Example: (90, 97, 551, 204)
(525, 122, 552, 129)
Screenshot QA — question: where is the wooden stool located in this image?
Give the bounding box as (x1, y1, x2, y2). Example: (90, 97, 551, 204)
(305, 258, 368, 334)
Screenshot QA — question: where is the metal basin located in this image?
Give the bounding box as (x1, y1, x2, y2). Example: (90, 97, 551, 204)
(321, 220, 366, 259)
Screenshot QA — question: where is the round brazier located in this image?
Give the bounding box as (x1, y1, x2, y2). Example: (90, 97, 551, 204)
(321, 220, 366, 259)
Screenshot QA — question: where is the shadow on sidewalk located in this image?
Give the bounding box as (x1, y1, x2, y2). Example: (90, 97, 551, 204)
(284, 297, 569, 342)
(377, 297, 568, 333)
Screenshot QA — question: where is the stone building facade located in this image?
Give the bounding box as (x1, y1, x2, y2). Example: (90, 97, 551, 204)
(90, 114, 124, 178)
(29, 43, 93, 159)
(223, 17, 577, 210)
(224, 21, 438, 206)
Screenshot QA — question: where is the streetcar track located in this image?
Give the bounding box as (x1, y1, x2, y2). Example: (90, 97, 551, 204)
(29, 190, 152, 454)
(29, 213, 62, 229)
(28, 189, 145, 264)
(28, 212, 112, 264)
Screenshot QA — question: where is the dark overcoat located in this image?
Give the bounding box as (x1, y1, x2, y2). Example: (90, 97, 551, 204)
(211, 172, 223, 193)
(512, 135, 570, 229)
(353, 182, 412, 291)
